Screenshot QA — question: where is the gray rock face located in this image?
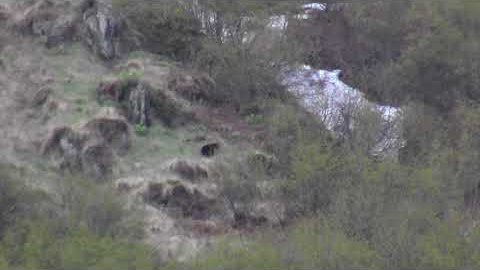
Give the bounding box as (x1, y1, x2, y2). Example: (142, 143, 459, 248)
(6, 0, 138, 60)
(81, 2, 122, 60)
(128, 82, 152, 127)
(96, 78, 152, 126)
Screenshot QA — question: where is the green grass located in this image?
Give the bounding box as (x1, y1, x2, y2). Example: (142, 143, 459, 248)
(63, 81, 84, 93)
(63, 42, 83, 55)
(117, 68, 144, 81)
(128, 50, 149, 59)
(177, 218, 383, 270)
(127, 123, 199, 165)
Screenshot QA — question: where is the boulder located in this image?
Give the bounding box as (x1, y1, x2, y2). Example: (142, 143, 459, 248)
(41, 126, 86, 172)
(42, 112, 130, 179)
(83, 116, 130, 154)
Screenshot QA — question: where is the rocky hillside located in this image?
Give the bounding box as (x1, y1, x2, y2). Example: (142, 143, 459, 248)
(0, 0, 286, 262)
(2, 1, 480, 269)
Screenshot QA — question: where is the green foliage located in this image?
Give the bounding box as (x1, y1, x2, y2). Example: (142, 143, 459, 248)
(245, 113, 264, 125)
(118, 67, 144, 81)
(189, 237, 283, 270)
(0, 165, 153, 270)
(186, 218, 382, 270)
(113, 0, 203, 61)
(0, 220, 155, 270)
(135, 123, 148, 136)
(287, 219, 382, 269)
(415, 212, 480, 269)
(0, 164, 50, 234)
(293, 1, 480, 110)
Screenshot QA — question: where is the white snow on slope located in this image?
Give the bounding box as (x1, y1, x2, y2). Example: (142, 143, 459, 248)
(303, 3, 327, 11)
(282, 65, 402, 155)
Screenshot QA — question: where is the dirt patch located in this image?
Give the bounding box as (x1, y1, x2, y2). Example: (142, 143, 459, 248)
(168, 72, 216, 103)
(167, 158, 208, 182)
(83, 116, 130, 154)
(144, 180, 217, 220)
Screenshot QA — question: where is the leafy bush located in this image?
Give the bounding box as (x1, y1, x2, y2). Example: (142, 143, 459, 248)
(112, 0, 203, 61)
(245, 113, 264, 125)
(415, 212, 480, 269)
(286, 219, 383, 269)
(0, 219, 155, 270)
(185, 218, 382, 270)
(118, 67, 144, 82)
(189, 237, 283, 270)
(135, 123, 148, 136)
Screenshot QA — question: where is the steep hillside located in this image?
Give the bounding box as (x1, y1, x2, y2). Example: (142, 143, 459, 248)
(2, 1, 480, 270)
(0, 0, 288, 262)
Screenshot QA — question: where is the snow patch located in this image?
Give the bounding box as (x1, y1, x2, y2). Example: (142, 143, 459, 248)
(303, 3, 327, 11)
(281, 65, 401, 155)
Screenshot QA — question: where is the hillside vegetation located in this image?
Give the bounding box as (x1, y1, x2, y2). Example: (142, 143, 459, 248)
(0, 0, 479, 269)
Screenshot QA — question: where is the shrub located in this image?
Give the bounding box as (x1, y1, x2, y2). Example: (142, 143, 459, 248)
(185, 218, 382, 270)
(286, 219, 383, 269)
(415, 212, 480, 270)
(189, 236, 283, 270)
(112, 0, 203, 62)
(0, 219, 155, 270)
(245, 113, 264, 125)
(135, 123, 148, 136)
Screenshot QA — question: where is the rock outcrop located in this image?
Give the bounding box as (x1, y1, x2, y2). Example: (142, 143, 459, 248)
(4, 0, 139, 59)
(41, 125, 86, 173)
(79, 0, 137, 60)
(41, 110, 130, 180)
(96, 78, 152, 126)
(165, 158, 209, 182)
(96, 73, 195, 127)
(83, 115, 131, 154)
(144, 180, 217, 220)
(127, 81, 152, 127)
